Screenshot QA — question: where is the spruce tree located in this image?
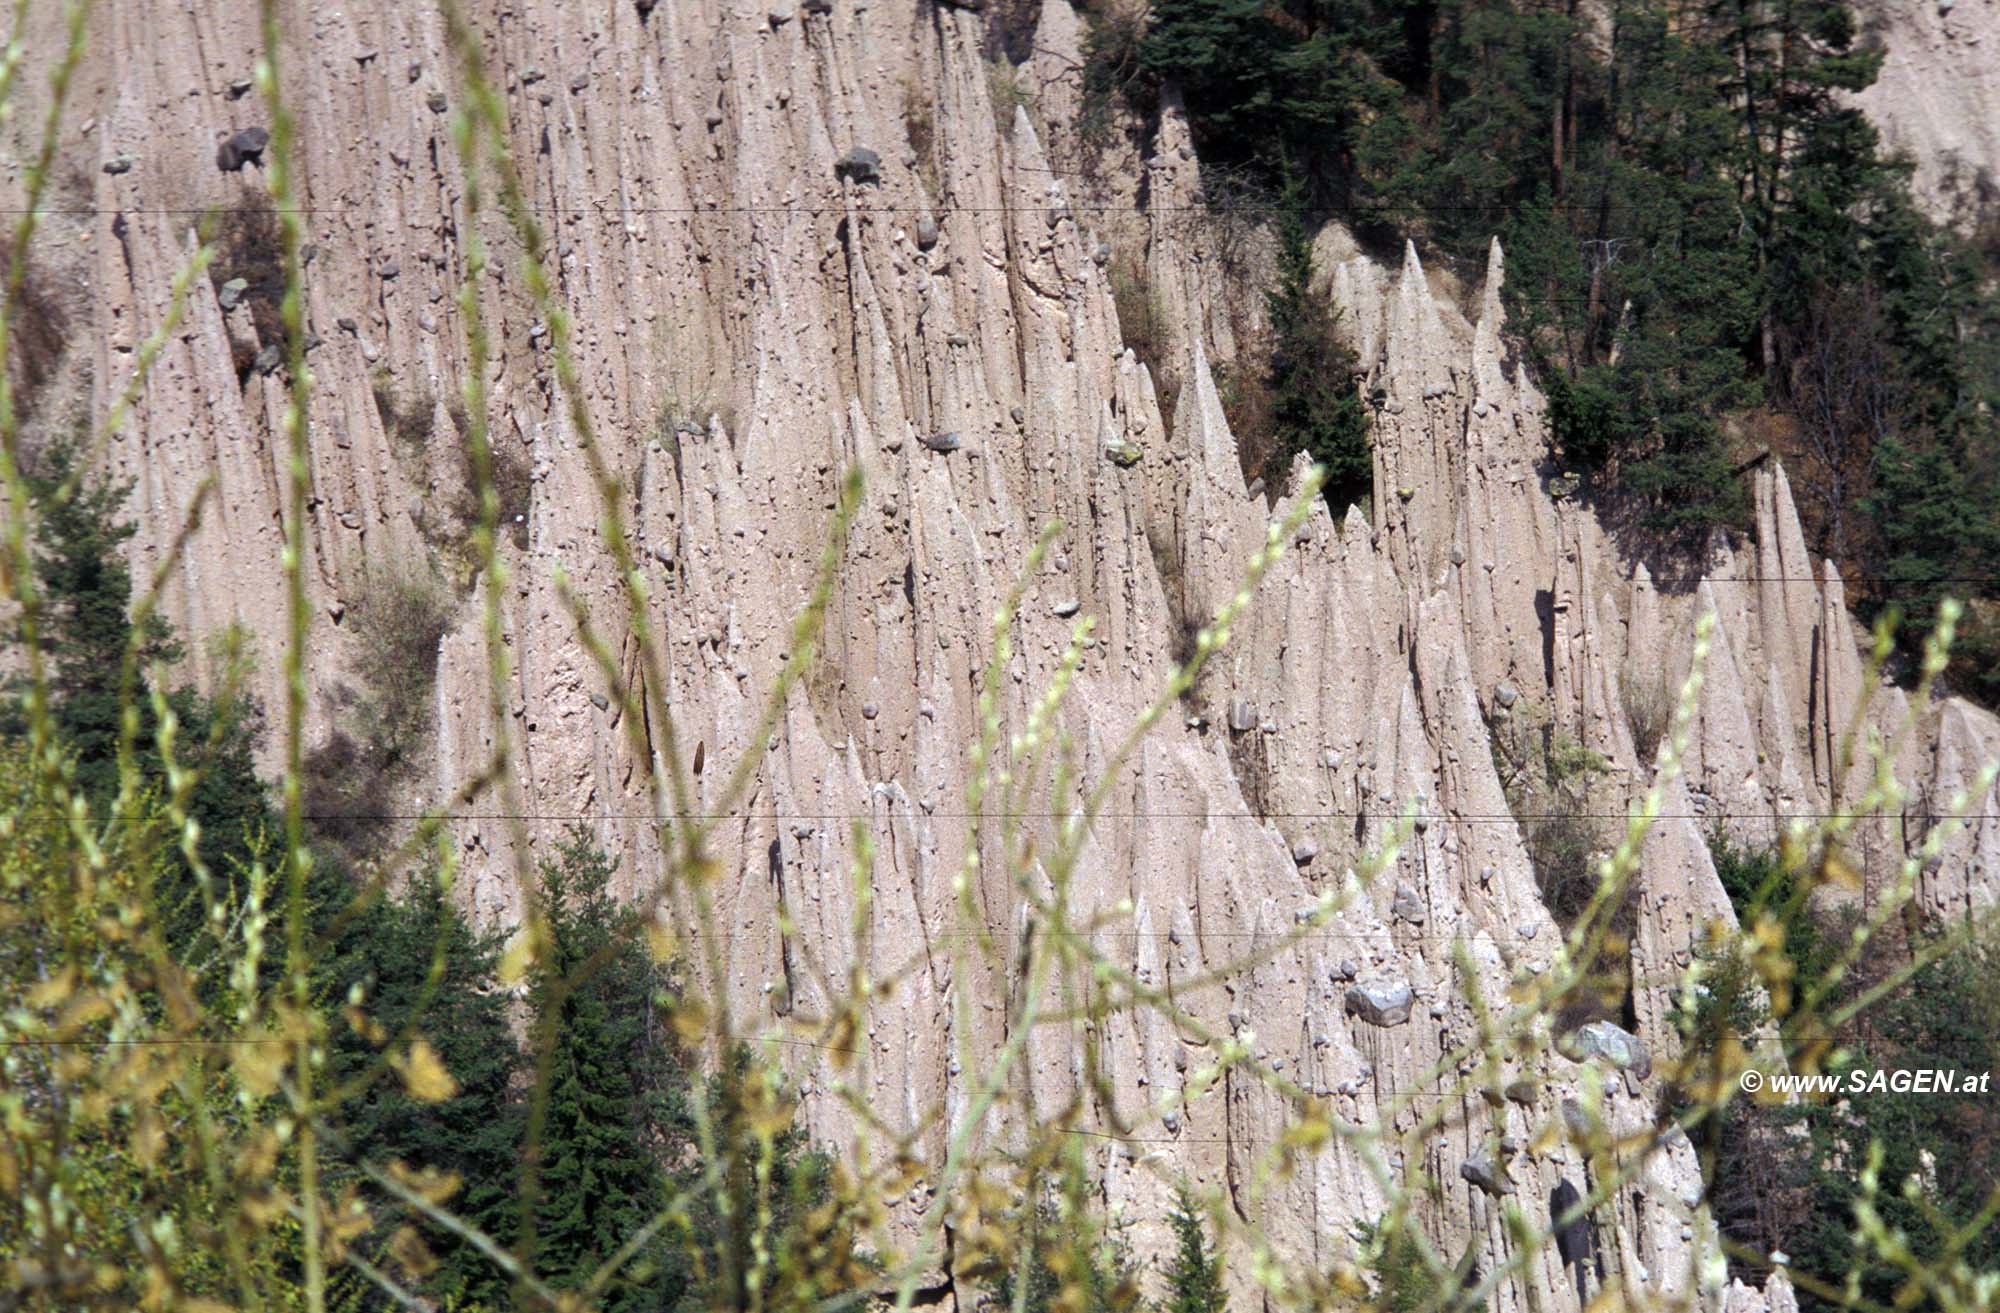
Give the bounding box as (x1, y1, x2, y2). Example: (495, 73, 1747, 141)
(990, 1191, 1138, 1313)
(1163, 1189, 1227, 1313)
(8, 441, 271, 840)
(525, 829, 675, 1313)
(3, 440, 307, 953)
(667, 1045, 842, 1313)
(13, 443, 177, 794)
(325, 876, 524, 1309)
(1266, 170, 1371, 515)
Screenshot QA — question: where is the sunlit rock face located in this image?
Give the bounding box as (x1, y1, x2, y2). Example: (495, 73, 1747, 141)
(20, 1, 1996, 1308)
(1852, 0, 2000, 234)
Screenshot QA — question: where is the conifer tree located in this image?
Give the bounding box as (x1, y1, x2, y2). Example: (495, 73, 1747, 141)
(991, 1191, 1138, 1313)
(1266, 170, 1370, 515)
(1163, 1189, 1227, 1313)
(1, 441, 332, 968)
(8, 441, 270, 870)
(326, 875, 525, 1309)
(666, 1045, 844, 1313)
(525, 829, 676, 1312)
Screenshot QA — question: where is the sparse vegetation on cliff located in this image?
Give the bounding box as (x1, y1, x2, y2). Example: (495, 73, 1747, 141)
(1489, 702, 1610, 927)
(1129, 0, 2000, 701)
(3, 7, 1998, 1313)
(1620, 670, 1671, 767)
(1109, 249, 1172, 405)
(300, 567, 451, 857)
(1266, 169, 1370, 514)
(1677, 831, 2000, 1309)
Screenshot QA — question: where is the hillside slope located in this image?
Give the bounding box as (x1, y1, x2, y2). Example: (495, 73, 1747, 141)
(7, 0, 1997, 1307)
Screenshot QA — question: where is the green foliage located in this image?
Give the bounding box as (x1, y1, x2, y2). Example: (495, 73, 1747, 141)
(7, 442, 255, 838)
(1619, 670, 1670, 766)
(1138, 0, 1407, 217)
(514, 828, 853, 1313)
(325, 874, 523, 1310)
(1162, 1189, 1227, 1313)
(1862, 438, 2000, 697)
(988, 1183, 1140, 1313)
(1684, 839, 2000, 1302)
(1785, 933, 2000, 1312)
(526, 829, 679, 1311)
(1541, 362, 1625, 467)
(303, 568, 452, 859)
(1706, 831, 1836, 1013)
(667, 1046, 852, 1313)
(1267, 170, 1370, 513)
(1490, 707, 1609, 926)
(1, 442, 318, 965)
(1137, 0, 2000, 635)
(0, 745, 241, 1307)
(7, 10, 1997, 1312)
(1358, 1218, 1441, 1313)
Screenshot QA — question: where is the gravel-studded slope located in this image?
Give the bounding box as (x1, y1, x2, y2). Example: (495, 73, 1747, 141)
(8, 0, 1997, 1308)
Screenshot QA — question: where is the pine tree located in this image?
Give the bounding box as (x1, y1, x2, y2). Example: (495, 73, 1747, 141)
(1139, 0, 1407, 201)
(1138, 0, 1286, 168)
(1163, 1189, 1227, 1313)
(990, 1191, 1138, 1313)
(3, 440, 299, 952)
(1418, 0, 1572, 254)
(525, 829, 676, 1313)
(1861, 437, 2000, 680)
(1266, 170, 1371, 515)
(325, 876, 524, 1309)
(667, 1045, 843, 1313)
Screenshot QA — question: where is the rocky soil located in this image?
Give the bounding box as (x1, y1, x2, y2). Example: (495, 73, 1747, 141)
(4, 0, 1997, 1308)
(1855, 0, 2000, 232)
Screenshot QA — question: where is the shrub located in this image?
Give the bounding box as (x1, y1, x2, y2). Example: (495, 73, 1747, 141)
(1214, 357, 1276, 492)
(1705, 828, 1837, 1016)
(208, 201, 288, 347)
(490, 437, 533, 550)
(303, 568, 452, 855)
(299, 719, 400, 856)
(1780, 930, 2000, 1310)
(1620, 669, 1671, 766)
(353, 569, 452, 757)
(1490, 706, 1611, 926)
(378, 373, 532, 553)
(1543, 362, 1626, 467)
(1108, 249, 1179, 421)
(372, 367, 437, 454)
(986, 57, 1038, 126)
(1525, 794, 1604, 926)
(0, 237, 69, 423)
(903, 79, 941, 197)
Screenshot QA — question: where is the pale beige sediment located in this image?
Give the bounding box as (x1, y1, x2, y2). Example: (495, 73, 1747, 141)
(1, 0, 1994, 1309)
